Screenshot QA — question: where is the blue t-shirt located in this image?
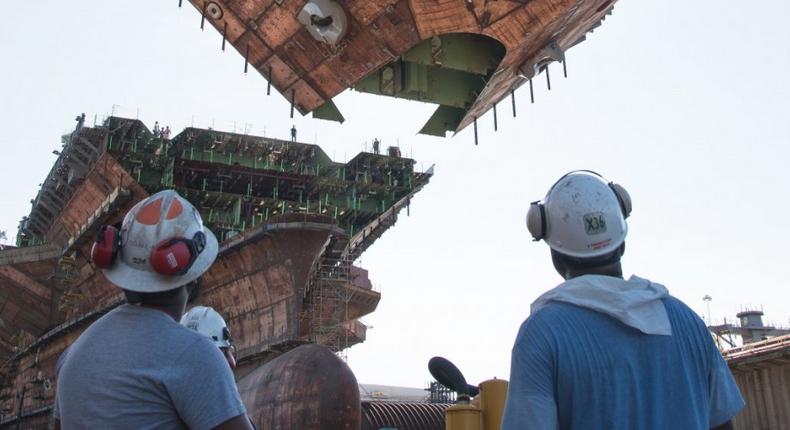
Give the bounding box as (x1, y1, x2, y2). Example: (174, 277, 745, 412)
(54, 304, 247, 430)
(502, 296, 744, 429)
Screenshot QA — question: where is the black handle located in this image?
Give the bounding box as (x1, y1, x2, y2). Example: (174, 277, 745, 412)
(428, 356, 479, 397)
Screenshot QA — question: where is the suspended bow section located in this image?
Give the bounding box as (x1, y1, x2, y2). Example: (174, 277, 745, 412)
(184, 0, 617, 137)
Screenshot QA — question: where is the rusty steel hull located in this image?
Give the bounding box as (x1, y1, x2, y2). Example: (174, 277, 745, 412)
(0, 224, 337, 429)
(0, 171, 376, 429)
(238, 343, 361, 430)
(0, 112, 434, 427)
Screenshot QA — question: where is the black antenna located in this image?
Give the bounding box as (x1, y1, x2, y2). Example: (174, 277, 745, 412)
(290, 89, 295, 118)
(473, 116, 478, 146)
(267, 65, 273, 95)
(529, 79, 535, 103)
(200, 4, 207, 30)
(546, 65, 551, 90)
(493, 102, 498, 131)
(428, 357, 479, 397)
(511, 90, 516, 117)
(221, 22, 227, 51)
(563, 58, 568, 78)
(244, 45, 250, 74)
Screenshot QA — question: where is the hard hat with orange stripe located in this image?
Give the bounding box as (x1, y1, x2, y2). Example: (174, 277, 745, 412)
(92, 189, 219, 293)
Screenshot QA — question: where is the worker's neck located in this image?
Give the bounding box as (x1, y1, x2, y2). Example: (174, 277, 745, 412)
(564, 263, 624, 280)
(138, 303, 186, 321)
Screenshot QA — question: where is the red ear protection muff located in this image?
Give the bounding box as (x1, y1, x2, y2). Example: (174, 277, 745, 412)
(91, 225, 121, 268)
(222, 344, 237, 369)
(150, 231, 207, 276)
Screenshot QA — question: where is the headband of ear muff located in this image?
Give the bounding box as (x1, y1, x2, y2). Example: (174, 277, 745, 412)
(526, 170, 631, 241)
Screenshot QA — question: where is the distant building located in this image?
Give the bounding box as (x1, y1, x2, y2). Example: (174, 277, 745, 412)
(709, 307, 790, 347)
(359, 384, 430, 403)
(358, 384, 449, 430)
(723, 334, 790, 429)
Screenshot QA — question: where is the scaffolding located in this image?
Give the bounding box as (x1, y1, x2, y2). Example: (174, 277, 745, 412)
(305, 239, 360, 357)
(54, 255, 83, 314)
(427, 381, 456, 404)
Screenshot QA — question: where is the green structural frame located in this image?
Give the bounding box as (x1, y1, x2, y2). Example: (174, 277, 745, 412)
(103, 117, 428, 241)
(314, 33, 506, 137)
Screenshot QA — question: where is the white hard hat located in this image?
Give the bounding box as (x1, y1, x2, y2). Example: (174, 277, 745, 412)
(180, 306, 232, 348)
(102, 189, 218, 293)
(526, 171, 631, 259)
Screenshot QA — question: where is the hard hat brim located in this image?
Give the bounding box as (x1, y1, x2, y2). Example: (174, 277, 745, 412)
(546, 223, 627, 259)
(102, 228, 219, 293)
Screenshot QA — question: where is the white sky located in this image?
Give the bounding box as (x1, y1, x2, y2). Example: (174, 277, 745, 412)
(2, 0, 789, 388)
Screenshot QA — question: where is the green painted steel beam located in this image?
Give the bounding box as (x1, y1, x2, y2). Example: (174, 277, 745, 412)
(350, 33, 505, 136)
(103, 119, 426, 237)
(312, 100, 345, 123)
(401, 34, 505, 75)
(419, 106, 466, 137)
(355, 62, 487, 109)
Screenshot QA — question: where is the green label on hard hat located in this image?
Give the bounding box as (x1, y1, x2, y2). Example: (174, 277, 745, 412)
(583, 212, 607, 235)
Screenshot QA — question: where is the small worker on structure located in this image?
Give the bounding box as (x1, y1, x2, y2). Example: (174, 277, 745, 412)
(53, 190, 253, 430)
(502, 171, 744, 430)
(290, 125, 297, 142)
(75, 113, 86, 131)
(372, 138, 380, 155)
(153, 121, 161, 138)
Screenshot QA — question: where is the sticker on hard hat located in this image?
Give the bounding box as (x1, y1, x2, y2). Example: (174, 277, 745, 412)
(588, 238, 612, 250)
(583, 212, 607, 235)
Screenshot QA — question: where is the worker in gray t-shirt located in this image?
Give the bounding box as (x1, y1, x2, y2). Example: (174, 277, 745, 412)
(54, 190, 253, 430)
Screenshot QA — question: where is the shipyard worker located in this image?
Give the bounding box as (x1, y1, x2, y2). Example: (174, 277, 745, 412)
(181, 307, 260, 430)
(74, 113, 85, 131)
(53, 190, 253, 430)
(372, 138, 380, 155)
(181, 305, 237, 370)
(153, 120, 161, 138)
(501, 171, 744, 430)
(290, 124, 297, 142)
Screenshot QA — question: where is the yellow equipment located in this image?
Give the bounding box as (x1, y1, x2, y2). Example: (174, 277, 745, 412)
(479, 379, 509, 430)
(429, 356, 509, 430)
(445, 396, 482, 430)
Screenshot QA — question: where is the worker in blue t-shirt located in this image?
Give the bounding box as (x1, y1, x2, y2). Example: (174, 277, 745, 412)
(502, 171, 744, 430)
(54, 190, 253, 430)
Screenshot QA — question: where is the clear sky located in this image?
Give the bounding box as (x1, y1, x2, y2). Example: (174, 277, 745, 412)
(2, 0, 789, 388)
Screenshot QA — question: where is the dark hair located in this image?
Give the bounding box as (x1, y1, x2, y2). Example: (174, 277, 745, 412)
(123, 286, 184, 305)
(551, 243, 625, 271)
(123, 278, 202, 305)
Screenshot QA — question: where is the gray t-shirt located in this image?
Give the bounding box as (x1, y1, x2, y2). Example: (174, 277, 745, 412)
(53, 304, 246, 430)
